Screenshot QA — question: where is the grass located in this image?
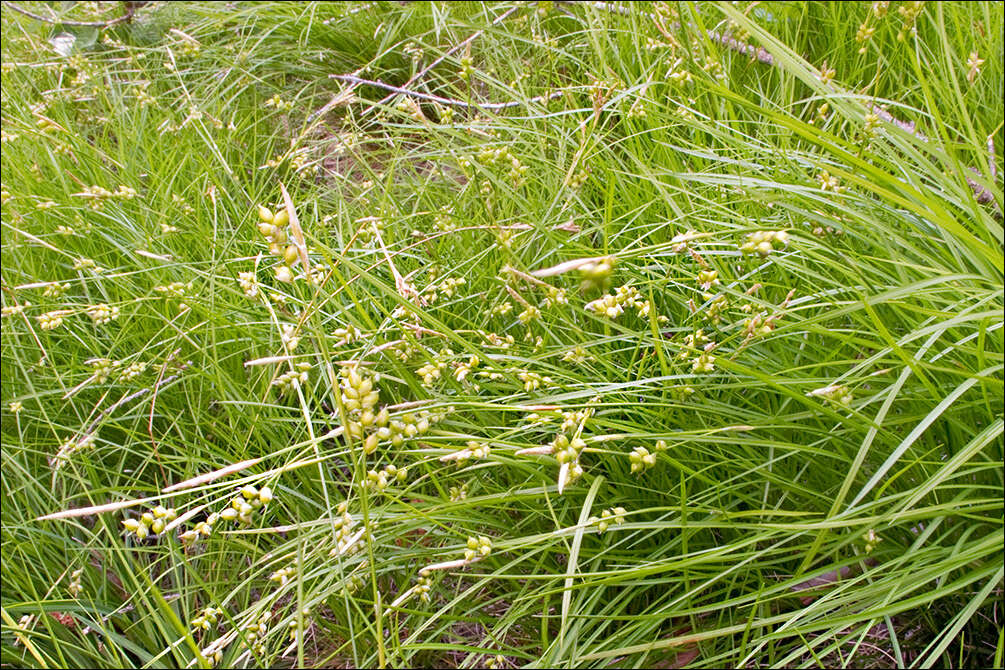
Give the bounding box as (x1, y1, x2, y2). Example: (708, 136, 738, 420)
(1, 1, 1002, 667)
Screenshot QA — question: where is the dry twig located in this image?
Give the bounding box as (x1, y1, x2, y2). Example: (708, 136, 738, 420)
(2, 0, 140, 28)
(329, 74, 564, 111)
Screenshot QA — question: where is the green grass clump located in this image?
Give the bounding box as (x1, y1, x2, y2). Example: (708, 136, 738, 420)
(1, 1, 1002, 667)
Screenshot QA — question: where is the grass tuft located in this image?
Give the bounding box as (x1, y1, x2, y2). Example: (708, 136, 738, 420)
(2, 1, 1002, 667)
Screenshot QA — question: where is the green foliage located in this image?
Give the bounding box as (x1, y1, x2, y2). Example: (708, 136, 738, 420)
(2, 1, 1002, 667)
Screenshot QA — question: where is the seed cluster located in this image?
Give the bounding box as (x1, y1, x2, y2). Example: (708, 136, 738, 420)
(38, 310, 69, 330)
(592, 506, 627, 533)
(629, 446, 656, 474)
(340, 363, 442, 454)
(585, 285, 651, 319)
(415, 573, 434, 603)
(122, 505, 178, 540)
(740, 230, 789, 257)
(191, 606, 224, 631)
(442, 440, 492, 466)
(863, 529, 882, 553)
(255, 204, 300, 283)
(486, 654, 507, 669)
(808, 384, 854, 407)
(86, 303, 120, 325)
(328, 501, 360, 557)
(77, 184, 137, 210)
(517, 369, 551, 392)
(180, 514, 217, 545)
(241, 611, 272, 656)
(273, 362, 311, 394)
(219, 485, 274, 525)
(67, 569, 84, 597)
(269, 565, 296, 586)
(287, 607, 311, 641)
(366, 463, 408, 490)
(464, 535, 493, 561)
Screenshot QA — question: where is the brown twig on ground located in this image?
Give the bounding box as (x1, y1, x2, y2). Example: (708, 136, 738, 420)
(329, 74, 564, 111)
(2, 0, 140, 28)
